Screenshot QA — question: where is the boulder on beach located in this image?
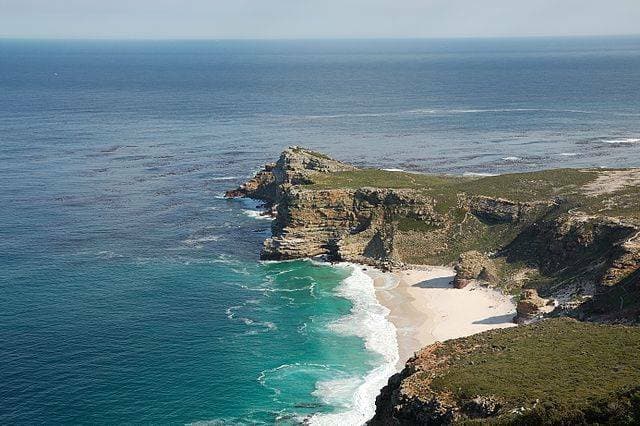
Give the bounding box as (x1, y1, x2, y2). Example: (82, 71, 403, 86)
(453, 251, 498, 289)
(514, 288, 554, 324)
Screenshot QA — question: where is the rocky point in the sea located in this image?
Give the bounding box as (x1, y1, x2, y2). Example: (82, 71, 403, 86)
(227, 146, 640, 318)
(228, 147, 640, 424)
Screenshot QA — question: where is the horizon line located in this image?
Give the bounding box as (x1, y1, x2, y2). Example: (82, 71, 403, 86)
(1, 33, 640, 42)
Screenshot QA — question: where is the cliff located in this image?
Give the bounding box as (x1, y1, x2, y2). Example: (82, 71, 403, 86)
(227, 148, 640, 424)
(227, 147, 640, 319)
(369, 319, 640, 425)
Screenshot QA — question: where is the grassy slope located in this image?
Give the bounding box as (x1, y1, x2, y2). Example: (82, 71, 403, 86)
(307, 168, 640, 219)
(425, 319, 640, 423)
(308, 168, 640, 298)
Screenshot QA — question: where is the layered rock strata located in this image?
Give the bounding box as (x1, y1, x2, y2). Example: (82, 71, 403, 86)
(227, 147, 640, 313)
(452, 251, 498, 288)
(227, 148, 640, 424)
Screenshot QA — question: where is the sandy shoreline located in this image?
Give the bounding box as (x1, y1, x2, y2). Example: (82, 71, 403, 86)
(364, 265, 516, 368)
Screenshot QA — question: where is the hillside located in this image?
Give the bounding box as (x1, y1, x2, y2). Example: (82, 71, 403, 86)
(226, 147, 640, 322)
(370, 318, 640, 425)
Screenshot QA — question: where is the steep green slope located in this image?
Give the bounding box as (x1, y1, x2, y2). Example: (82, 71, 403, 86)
(371, 318, 640, 425)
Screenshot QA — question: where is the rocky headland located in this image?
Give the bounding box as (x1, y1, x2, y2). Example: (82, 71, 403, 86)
(227, 147, 640, 424)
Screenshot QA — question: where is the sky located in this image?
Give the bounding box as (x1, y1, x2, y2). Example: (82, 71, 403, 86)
(1, 0, 639, 40)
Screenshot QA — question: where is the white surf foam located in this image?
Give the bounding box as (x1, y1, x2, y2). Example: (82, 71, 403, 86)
(602, 138, 640, 144)
(559, 152, 578, 156)
(463, 172, 499, 177)
(312, 377, 363, 408)
(183, 235, 220, 245)
(501, 156, 522, 161)
(287, 107, 593, 121)
(242, 209, 273, 220)
(309, 264, 399, 426)
(209, 176, 241, 181)
(381, 168, 405, 172)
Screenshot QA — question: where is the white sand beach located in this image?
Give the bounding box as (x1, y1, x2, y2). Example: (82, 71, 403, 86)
(366, 266, 516, 368)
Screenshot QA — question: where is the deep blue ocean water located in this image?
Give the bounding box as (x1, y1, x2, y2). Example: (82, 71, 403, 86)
(1, 37, 639, 424)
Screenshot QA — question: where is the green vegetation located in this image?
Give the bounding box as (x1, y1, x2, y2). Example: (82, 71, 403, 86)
(429, 319, 640, 422)
(290, 146, 334, 161)
(307, 168, 598, 200)
(306, 167, 640, 219)
(395, 216, 441, 232)
(307, 169, 466, 191)
(463, 168, 597, 202)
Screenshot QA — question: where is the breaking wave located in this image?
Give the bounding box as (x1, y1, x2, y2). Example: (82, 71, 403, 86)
(309, 264, 399, 425)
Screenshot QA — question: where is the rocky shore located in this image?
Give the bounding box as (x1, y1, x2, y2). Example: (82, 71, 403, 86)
(227, 146, 640, 321)
(227, 147, 640, 424)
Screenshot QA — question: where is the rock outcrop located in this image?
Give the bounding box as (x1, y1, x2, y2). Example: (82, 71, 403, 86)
(452, 251, 498, 288)
(370, 319, 640, 425)
(228, 147, 640, 317)
(514, 289, 555, 324)
(463, 195, 553, 224)
(224, 146, 356, 202)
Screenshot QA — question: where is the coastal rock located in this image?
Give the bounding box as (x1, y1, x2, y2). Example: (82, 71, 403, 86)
(370, 319, 640, 424)
(453, 251, 498, 289)
(514, 289, 554, 324)
(224, 146, 356, 202)
(369, 344, 456, 426)
(261, 185, 436, 268)
(224, 163, 278, 200)
(229, 148, 640, 317)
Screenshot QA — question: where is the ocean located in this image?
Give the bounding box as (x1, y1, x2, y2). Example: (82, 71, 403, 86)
(1, 37, 639, 424)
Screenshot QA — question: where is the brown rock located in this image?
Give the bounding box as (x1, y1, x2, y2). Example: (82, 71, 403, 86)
(453, 251, 498, 288)
(514, 289, 552, 324)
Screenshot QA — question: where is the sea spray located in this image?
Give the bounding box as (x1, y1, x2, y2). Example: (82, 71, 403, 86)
(310, 264, 399, 425)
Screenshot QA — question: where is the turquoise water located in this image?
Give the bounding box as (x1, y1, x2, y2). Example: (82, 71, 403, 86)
(1, 37, 640, 423)
(3, 249, 385, 423)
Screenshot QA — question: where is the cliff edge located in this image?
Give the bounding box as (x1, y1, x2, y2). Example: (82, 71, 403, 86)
(227, 147, 640, 321)
(227, 148, 640, 424)
(369, 319, 640, 425)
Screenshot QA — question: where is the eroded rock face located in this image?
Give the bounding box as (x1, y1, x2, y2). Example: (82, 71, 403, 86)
(369, 343, 456, 426)
(603, 231, 640, 286)
(514, 289, 554, 324)
(261, 187, 358, 260)
(228, 148, 640, 309)
(504, 214, 640, 299)
(463, 195, 554, 224)
(261, 186, 437, 269)
(453, 251, 498, 289)
(224, 146, 356, 202)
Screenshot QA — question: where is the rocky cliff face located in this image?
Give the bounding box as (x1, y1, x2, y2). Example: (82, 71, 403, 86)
(228, 148, 640, 424)
(369, 319, 640, 425)
(502, 212, 640, 311)
(227, 147, 640, 311)
(224, 146, 356, 203)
